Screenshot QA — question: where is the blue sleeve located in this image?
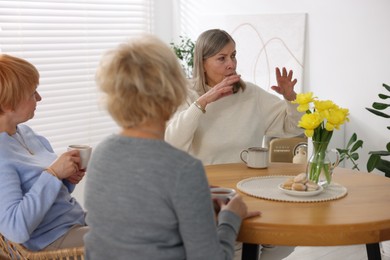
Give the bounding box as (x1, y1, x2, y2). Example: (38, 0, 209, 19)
(0, 169, 62, 243)
(63, 180, 76, 193)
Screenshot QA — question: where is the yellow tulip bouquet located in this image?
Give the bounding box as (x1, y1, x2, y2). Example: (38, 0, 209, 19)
(293, 92, 350, 184)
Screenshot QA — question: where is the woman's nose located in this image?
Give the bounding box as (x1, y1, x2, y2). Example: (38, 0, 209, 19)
(227, 58, 236, 70)
(35, 92, 42, 101)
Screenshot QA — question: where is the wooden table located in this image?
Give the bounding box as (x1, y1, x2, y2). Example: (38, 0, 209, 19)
(205, 163, 390, 260)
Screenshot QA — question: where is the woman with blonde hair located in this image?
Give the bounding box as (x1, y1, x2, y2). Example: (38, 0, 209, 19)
(84, 34, 260, 260)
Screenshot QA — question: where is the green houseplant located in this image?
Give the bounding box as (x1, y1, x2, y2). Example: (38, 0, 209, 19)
(366, 83, 390, 177)
(336, 83, 390, 174)
(170, 36, 195, 78)
(335, 83, 390, 257)
(366, 82, 390, 260)
(336, 133, 363, 171)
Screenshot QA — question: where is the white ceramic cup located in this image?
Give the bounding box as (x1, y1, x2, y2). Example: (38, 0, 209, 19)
(67, 144, 92, 170)
(210, 187, 236, 203)
(240, 147, 269, 168)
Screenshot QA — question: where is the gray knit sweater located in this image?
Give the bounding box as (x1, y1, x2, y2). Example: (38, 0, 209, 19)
(84, 135, 241, 260)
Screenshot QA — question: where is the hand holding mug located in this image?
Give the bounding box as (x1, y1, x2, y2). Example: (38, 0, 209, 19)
(66, 170, 86, 184)
(210, 187, 236, 204)
(48, 150, 82, 179)
(67, 144, 92, 170)
(221, 194, 261, 220)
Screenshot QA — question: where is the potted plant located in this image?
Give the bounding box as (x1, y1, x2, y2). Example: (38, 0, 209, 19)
(170, 36, 195, 78)
(336, 133, 363, 170)
(366, 83, 390, 257)
(322, 83, 390, 257)
(366, 83, 390, 177)
(336, 83, 390, 175)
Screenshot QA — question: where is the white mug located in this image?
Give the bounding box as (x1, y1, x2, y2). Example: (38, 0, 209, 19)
(67, 144, 92, 170)
(240, 147, 269, 168)
(210, 187, 236, 203)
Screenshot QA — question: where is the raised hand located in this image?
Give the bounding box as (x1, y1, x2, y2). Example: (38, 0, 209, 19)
(271, 67, 298, 101)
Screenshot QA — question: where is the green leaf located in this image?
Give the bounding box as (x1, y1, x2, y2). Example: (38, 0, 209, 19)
(376, 158, 390, 176)
(351, 153, 359, 160)
(367, 154, 380, 172)
(383, 83, 390, 92)
(346, 133, 357, 148)
(379, 94, 390, 99)
(350, 140, 363, 152)
(369, 150, 390, 156)
(366, 107, 390, 118)
(372, 102, 390, 110)
(336, 148, 348, 154)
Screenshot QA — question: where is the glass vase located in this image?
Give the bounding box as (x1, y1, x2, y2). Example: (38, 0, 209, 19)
(307, 141, 340, 186)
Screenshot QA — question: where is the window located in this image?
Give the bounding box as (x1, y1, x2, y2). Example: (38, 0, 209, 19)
(0, 0, 153, 153)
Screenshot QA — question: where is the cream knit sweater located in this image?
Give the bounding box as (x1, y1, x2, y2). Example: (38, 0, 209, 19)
(165, 82, 303, 165)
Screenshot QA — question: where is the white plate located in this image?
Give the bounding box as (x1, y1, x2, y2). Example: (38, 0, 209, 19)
(278, 183, 324, 197)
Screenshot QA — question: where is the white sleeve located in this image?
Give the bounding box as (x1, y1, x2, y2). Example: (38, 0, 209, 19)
(165, 98, 204, 152)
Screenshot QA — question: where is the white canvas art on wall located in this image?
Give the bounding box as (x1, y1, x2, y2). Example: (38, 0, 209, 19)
(197, 13, 307, 95)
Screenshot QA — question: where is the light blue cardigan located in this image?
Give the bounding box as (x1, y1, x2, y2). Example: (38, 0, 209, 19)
(0, 124, 85, 250)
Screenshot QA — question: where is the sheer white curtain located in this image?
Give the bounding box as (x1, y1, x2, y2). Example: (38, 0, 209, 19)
(0, 0, 153, 154)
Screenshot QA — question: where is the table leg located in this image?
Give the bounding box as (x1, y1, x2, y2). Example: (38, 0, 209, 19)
(366, 243, 381, 260)
(242, 243, 259, 260)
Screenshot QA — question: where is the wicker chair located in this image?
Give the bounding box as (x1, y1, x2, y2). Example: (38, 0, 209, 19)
(0, 233, 84, 260)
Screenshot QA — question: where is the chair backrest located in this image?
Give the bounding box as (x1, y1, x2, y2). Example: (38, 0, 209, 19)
(0, 233, 84, 260)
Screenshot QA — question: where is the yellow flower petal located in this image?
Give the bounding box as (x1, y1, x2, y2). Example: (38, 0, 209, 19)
(292, 92, 315, 109)
(297, 103, 310, 112)
(314, 100, 335, 112)
(304, 129, 314, 137)
(295, 92, 349, 139)
(298, 113, 323, 130)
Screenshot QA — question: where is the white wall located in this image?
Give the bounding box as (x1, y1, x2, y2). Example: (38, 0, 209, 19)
(73, 0, 390, 206)
(166, 0, 390, 172)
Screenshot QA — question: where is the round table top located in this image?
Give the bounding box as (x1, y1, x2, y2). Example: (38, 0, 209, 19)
(205, 163, 390, 246)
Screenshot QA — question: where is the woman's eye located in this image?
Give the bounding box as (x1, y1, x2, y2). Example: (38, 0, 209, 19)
(218, 57, 225, 62)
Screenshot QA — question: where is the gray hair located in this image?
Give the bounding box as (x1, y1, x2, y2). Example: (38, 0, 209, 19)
(192, 29, 245, 94)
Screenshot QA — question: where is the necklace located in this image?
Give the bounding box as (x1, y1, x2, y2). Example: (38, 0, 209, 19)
(12, 130, 34, 155)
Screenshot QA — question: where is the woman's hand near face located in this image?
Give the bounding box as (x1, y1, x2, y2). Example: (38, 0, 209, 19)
(271, 67, 298, 101)
(220, 194, 261, 220)
(196, 74, 241, 108)
(48, 150, 81, 180)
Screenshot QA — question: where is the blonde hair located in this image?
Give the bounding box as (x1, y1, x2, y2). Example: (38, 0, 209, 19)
(96, 34, 188, 127)
(192, 29, 245, 95)
(0, 54, 39, 114)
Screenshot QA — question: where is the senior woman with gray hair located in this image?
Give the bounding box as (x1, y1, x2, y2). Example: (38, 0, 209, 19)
(164, 28, 304, 260)
(84, 34, 260, 260)
(165, 29, 303, 166)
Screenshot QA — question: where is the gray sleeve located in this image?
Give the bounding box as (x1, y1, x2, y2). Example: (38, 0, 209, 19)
(174, 159, 240, 260)
(217, 210, 242, 242)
